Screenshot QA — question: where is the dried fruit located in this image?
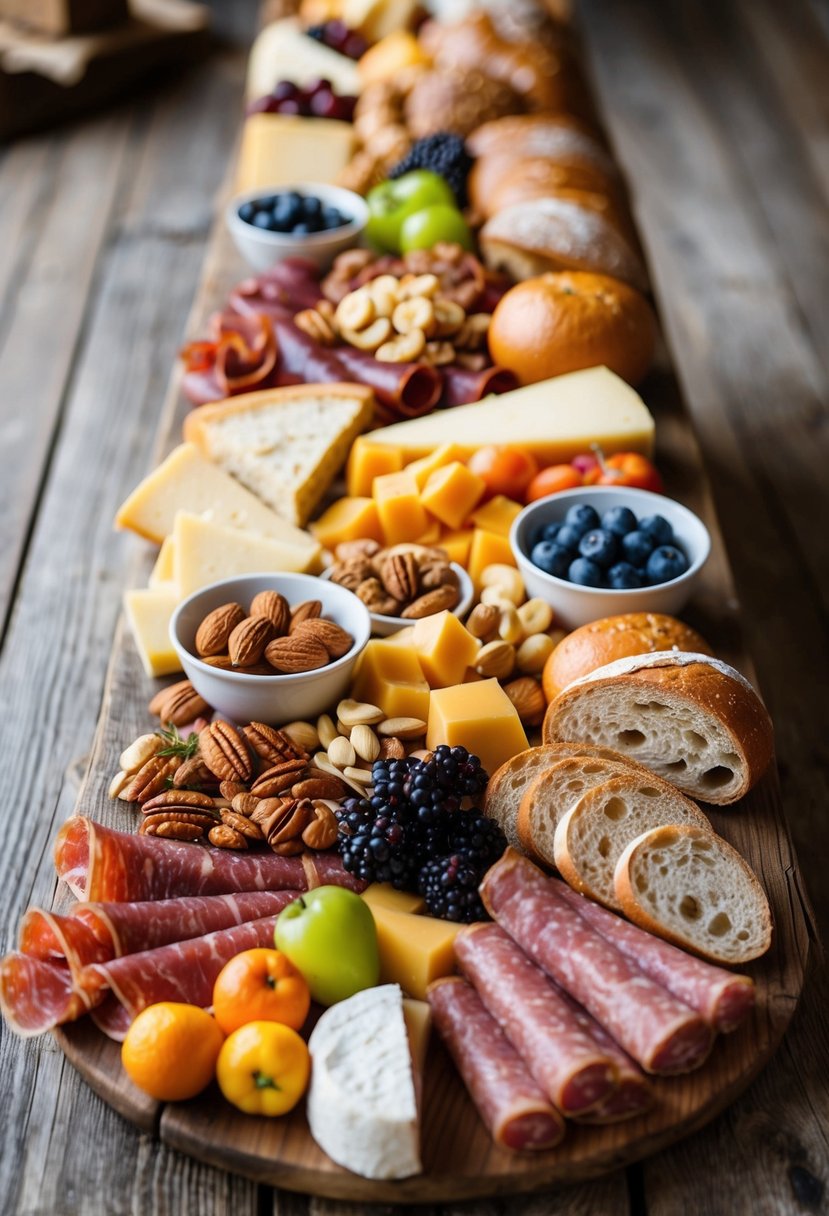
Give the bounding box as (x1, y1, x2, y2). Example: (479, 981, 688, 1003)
(195, 603, 246, 657)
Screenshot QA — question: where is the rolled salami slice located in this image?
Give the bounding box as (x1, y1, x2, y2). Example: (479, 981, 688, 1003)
(0, 954, 92, 1037)
(439, 365, 518, 408)
(480, 850, 714, 1075)
(427, 977, 565, 1152)
(554, 881, 755, 1033)
(54, 817, 364, 902)
(332, 345, 442, 418)
(455, 923, 618, 1115)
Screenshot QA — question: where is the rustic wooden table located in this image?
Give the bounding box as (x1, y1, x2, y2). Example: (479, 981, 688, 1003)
(1, 0, 827, 1212)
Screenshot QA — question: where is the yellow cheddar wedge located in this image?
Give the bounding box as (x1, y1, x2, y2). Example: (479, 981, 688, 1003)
(123, 588, 180, 678)
(402, 998, 432, 1081)
(370, 904, 461, 1000)
(237, 113, 356, 192)
(412, 611, 480, 689)
(362, 884, 425, 915)
(172, 512, 317, 598)
(427, 678, 529, 776)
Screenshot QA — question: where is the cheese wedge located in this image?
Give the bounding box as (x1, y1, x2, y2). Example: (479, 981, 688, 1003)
(236, 113, 356, 193)
(361, 884, 425, 915)
(370, 904, 462, 1000)
(183, 384, 375, 528)
(148, 535, 176, 591)
(343, 0, 419, 41)
(307, 984, 421, 1180)
(172, 512, 317, 598)
(246, 19, 362, 100)
(123, 588, 180, 678)
(357, 366, 655, 462)
(115, 443, 320, 553)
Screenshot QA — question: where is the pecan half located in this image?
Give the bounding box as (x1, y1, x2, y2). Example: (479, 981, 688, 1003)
(208, 824, 248, 850)
(232, 791, 262, 817)
(172, 756, 216, 790)
(329, 556, 375, 592)
(148, 680, 211, 727)
(220, 809, 264, 841)
(250, 756, 309, 798)
(141, 789, 219, 816)
(291, 774, 348, 801)
(334, 539, 381, 562)
(251, 797, 313, 855)
(381, 552, 419, 603)
(356, 577, 402, 617)
(243, 722, 308, 766)
(200, 720, 253, 782)
(143, 820, 204, 842)
(122, 754, 180, 803)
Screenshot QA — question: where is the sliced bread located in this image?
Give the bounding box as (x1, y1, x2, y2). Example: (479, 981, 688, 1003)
(542, 652, 774, 806)
(614, 824, 772, 964)
(552, 774, 711, 911)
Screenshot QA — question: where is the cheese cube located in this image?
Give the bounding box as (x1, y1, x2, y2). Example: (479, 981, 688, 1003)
(148, 535, 176, 591)
(414, 519, 442, 546)
(123, 588, 181, 678)
(420, 462, 486, 530)
(236, 113, 356, 191)
(173, 512, 316, 598)
(346, 437, 403, 497)
(405, 444, 466, 491)
(439, 528, 473, 567)
(427, 678, 529, 776)
(362, 884, 425, 915)
(412, 611, 480, 689)
(374, 471, 429, 545)
(467, 527, 517, 590)
(370, 905, 461, 1000)
(469, 495, 523, 538)
(382, 625, 416, 648)
(352, 639, 431, 720)
(310, 497, 384, 550)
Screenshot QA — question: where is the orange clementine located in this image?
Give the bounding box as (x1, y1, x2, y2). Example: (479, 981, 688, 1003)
(488, 271, 657, 388)
(121, 1002, 224, 1101)
(525, 464, 584, 502)
(466, 446, 538, 501)
(212, 948, 310, 1035)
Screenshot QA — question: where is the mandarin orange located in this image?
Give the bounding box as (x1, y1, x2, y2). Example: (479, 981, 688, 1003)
(121, 1002, 224, 1101)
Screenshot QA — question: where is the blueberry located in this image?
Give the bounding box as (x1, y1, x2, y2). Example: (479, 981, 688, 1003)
(578, 528, 619, 568)
(565, 503, 601, 535)
(569, 557, 604, 587)
(302, 195, 322, 218)
(639, 514, 674, 546)
(279, 192, 304, 226)
(530, 541, 572, 578)
(542, 521, 563, 543)
(607, 562, 643, 589)
(322, 206, 345, 229)
(602, 506, 638, 537)
(251, 211, 273, 229)
(646, 545, 689, 584)
(555, 523, 585, 553)
(621, 529, 655, 568)
(292, 221, 315, 235)
(238, 201, 257, 224)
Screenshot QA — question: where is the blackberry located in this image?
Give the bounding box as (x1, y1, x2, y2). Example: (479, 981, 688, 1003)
(388, 133, 474, 207)
(445, 813, 507, 870)
(418, 854, 488, 923)
(335, 796, 420, 888)
(413, 745, 489, 800)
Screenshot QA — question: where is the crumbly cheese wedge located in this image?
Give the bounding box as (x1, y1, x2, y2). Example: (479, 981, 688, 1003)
(237, 114, 356, 193)
(115, 443, 320, 553)
(183, 384, 375, 528)
(359, 366, 655, 462)
(123, 588, 180, 678)
(307, 984, 422, 1180)
(246, 18, 362, 100)
(172, 512, 317, 598)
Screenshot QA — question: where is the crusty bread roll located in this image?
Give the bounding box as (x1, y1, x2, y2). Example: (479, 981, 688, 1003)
(541, 613, 713, 703)
(543, 653, 774, 806)
(486, 177, 634, 240)
(553, 775, 711, 910)
(467, 115, 615, 173)
(468, 151, 620, 218)
(614, 825, 772, 964)
(479, 198, 648, 292)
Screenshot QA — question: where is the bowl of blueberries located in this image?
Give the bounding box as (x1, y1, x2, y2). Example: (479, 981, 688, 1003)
(227, 182, 369, 272)
(510, 486, 711, 629)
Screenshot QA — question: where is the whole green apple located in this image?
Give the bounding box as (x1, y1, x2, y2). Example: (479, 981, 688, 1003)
(399, 203, 474, 253)
(274, 886, 380, 1007)
(365, 169, 456, 252)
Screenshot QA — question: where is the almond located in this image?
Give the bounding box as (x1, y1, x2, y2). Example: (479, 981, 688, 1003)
(289, 600, 322, 630)
(377, 717, 426, 740)
(400, 584, 459, 619)
(503, 676, 547, 727)
(250, 590, 291, 635)
(195, 603, 246, 657)
(265, 635, 329, 674)
(475, 640, 516, 681)
(200, 720, 253, 782)
(228, 616, 274, 667)
(466, 603, 500, 641)
(282, 720, 320, 754)
(291, 618, 354, 659)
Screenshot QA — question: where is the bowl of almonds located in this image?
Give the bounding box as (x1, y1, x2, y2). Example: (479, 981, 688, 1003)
(170, 573, 371, 726)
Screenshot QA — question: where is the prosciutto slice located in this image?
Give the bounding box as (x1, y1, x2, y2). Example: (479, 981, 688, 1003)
(428, 977, 565, 1152)
(0, 954, 92, 1037)
(54, 817, 364, 902)
(480, 850, 713, 1075)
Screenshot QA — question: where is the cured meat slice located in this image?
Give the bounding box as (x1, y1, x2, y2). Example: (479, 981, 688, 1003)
(554, 881, 755, 1033)
(0, 954, 92, 1037)
(480, 850, 713, 1075)
(454, 923, 618, 1115)
(84, 916, 281, 1041)
(19, 909, 111, 972)
(54, 817, 364, 902)
(428, 977, 565, 1152)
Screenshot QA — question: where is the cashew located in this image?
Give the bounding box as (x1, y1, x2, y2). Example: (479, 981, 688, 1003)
(398, 273, 440, 300)
(517, 597, 554, 636)
(335, 289, 376, 332)
(423, 340, 456, 366)
(365, 274, 402, 317)
(341, 317, 393, 352)
(480, 586, 518, 612)
(480, 563, 525, 605)
(433, 298, 467, 337)
(498, 605, 525, 645)
(392, 297, 436, 336)
(516, 632, 556, 675)
(376, 328, 426, 363)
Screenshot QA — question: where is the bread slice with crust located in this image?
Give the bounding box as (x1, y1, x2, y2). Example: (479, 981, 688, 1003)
(614, 824, 772, 964)
(542, 652, 774, 806)
(552, 775, 711, 910)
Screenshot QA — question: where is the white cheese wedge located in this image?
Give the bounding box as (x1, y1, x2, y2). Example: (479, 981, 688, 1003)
(123, 588, 181, 678)
(307, 984, 422, 1180)
(246, 18, 362, 100)
(172, 512, 317, 599)
(236, 113, 356, 193)
(148, 535, 176, 591)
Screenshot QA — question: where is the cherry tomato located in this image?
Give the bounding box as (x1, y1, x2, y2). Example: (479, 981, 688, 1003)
(467, 446, 539, 500)
(584, 451, 663, 492)
(525, 464, 584, 502)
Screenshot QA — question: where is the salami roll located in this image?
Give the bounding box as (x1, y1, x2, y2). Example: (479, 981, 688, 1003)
(455, 924, 618, 1115)
(428, 977, 565, 1152)
(0, 954, 92, 1037)
(439, 365, 518, 408)
(332, 345, 442, 418)
(554, 882, 755, 1033)
(480, 849, 714, 1075)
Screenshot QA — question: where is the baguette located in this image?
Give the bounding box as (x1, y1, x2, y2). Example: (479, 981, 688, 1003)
(553, 775, 711, 911)
(613, 825, 772, 964)
(542, 652, 774, 806)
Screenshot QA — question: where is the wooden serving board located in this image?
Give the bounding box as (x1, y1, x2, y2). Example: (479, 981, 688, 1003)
(52, 36, 812, 1205)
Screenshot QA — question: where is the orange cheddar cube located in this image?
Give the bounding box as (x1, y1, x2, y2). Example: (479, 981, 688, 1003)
(412, 610, 480, 689)
(374, 470, 429, 545)
(439, 528, 473, 567)
(415, 518, 442, 546)
(352, 638, 431, 720)
(346, 437, 403, 497)
(467, 527, 517, 590)
(420, 462, 486, 530)
(427, 678, 529, 776)
(405, 444, 466, 491)
(310, 496, 383, 549)
(469, 494, 523, 538)
(370, 904, 461, 1000)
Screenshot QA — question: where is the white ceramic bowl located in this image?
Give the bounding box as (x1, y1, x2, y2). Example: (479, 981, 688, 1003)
(320, 562, 475, 636)
(226, 183, 369, 272)
(169, 573, 371, 726)
(510, 486, 711, 630)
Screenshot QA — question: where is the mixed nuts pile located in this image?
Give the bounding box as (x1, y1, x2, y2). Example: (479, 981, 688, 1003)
(328, 539, 461, 618)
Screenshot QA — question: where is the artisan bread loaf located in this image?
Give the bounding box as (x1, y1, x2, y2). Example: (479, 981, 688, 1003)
(542, 652, 774, 806)
(553, 775, 711, 910)
(614, 825, 772, 964)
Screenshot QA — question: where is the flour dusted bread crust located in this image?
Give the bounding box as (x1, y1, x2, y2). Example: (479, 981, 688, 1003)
(614, 825, 772, 964)
(543, 652, 774, 806)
